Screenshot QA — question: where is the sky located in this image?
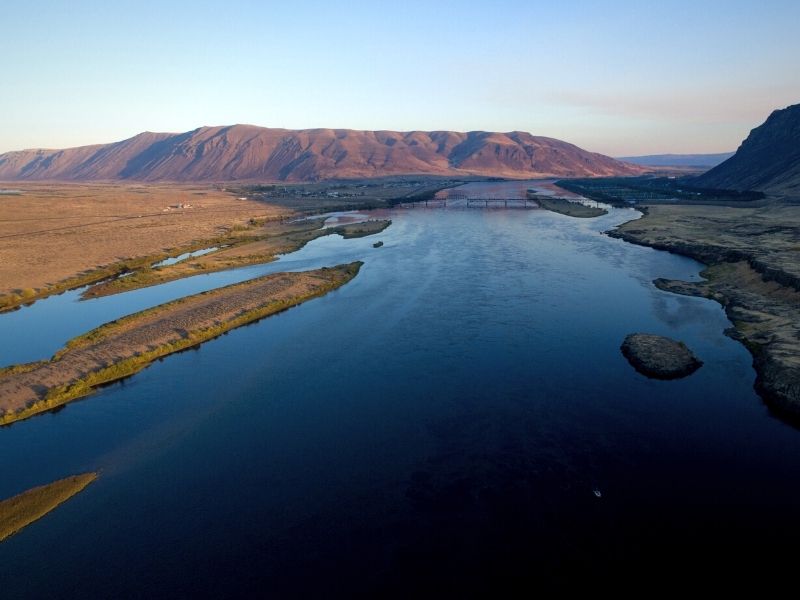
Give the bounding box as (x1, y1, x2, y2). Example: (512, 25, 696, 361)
(1, 0, 799, 156)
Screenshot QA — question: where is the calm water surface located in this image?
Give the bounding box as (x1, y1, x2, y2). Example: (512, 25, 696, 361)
(1, 196, 799, 594)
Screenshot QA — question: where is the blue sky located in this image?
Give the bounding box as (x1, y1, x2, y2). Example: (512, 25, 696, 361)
(2, 0, 798, 155)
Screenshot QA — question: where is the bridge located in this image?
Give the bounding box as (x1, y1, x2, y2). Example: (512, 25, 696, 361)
(405, 193, 538, 208)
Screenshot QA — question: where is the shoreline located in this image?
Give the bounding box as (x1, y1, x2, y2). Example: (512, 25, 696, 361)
(0, 183, 293, 313)
(0, 180, 401, 313)
(0, 221, 287, 314)
(0, 262, 363, 426)
(608, 204, 800, 419)
(0, 218, 389, 309)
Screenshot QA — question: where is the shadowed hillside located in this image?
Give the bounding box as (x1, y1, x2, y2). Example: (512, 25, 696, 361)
(695, 103, 800, 195)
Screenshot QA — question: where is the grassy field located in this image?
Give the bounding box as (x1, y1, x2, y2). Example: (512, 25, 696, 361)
(0, 182, 402, 311)
(0, 183, 292, 310)
(0, 473, 97, 542)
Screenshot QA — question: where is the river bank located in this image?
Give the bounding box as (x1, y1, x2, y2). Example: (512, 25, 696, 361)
(609, 201, 800, 418)
(0, 183, 291, 312)
(0, 262, 362, 426)
(0, 182, 397, 313)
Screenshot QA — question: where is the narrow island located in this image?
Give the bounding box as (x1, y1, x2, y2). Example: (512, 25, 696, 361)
(332, 220, 392, 239)
(621, 333, 703, 379)
(0, 473, 97, 542)
(527, 192, 608, 218)
(0, 262, 363, 426)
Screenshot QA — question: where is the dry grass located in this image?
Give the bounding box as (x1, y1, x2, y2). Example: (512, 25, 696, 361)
(80, 219, 390, 299)
(0, 473, 97, 542)
(0, 182, 291, 300)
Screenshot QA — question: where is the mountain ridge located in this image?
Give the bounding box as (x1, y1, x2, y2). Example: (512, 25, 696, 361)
(0, 125, 644, 182)
(695, 103, 800, 195)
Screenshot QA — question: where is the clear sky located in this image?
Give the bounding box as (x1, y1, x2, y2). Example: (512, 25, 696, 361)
(2, 0, 798, 155)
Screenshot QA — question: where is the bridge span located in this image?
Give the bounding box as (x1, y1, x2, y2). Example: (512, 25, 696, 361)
(404, 193, 538, 208)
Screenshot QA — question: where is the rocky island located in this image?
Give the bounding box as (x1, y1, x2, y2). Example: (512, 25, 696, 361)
(621, 333, 703, 379)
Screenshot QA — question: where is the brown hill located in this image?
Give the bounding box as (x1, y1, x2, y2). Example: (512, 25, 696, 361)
(695, 103, 800, 195)
(0, 125, 643, 182)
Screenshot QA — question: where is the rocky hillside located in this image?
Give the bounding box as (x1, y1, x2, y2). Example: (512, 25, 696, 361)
(695, 103, 800, 195)
(0, 125, 644, 182)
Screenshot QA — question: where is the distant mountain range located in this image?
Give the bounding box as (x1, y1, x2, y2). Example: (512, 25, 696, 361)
(696, 103, 800, 195)
(619, 153, 734, 168)
(0, 125, 644, 182)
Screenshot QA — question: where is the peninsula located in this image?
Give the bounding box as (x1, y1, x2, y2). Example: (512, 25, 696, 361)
(0, 473, 97, 542)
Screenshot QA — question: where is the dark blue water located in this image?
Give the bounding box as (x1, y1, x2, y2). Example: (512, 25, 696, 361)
(2, 206, 799, 595)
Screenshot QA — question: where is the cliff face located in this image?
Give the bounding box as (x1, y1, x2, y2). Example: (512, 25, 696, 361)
(695, 103, 800, 195)
(0, 125, 644, 182)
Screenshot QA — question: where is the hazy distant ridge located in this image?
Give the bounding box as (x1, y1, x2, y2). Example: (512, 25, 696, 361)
(619, 153, 734, 168)
(0, 125, 644, 182)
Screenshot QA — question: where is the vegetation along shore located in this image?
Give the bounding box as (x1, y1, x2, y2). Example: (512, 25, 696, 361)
(0, 263, 363, 426)
(0, 473, 97, 542)
(81, 218, 389, 299)
(0, 182, 398, 312)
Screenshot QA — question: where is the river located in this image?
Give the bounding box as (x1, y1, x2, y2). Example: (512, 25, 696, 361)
(2, 183, 799, 594)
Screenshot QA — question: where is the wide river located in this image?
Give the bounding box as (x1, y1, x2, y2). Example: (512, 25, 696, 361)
(2, 183, 800, 594)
